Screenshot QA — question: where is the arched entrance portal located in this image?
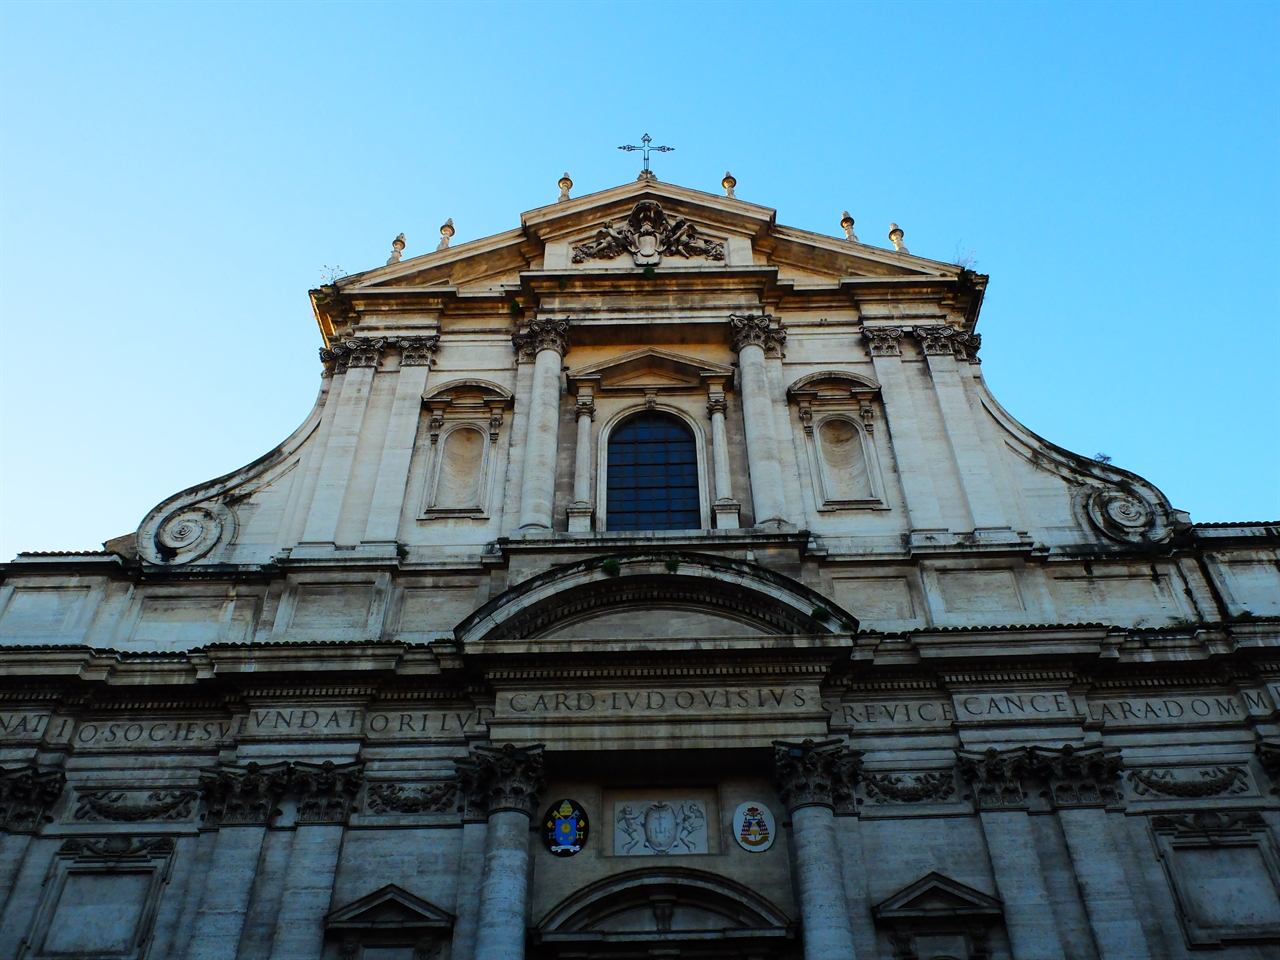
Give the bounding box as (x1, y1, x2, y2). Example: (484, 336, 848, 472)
(533, 867, 798, 959)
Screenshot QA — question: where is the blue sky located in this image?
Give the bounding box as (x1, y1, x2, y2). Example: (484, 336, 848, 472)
(1, 1, 1277, 557)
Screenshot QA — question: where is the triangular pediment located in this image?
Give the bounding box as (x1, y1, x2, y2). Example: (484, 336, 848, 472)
(873, 873, 1002, 920)
(326, 883, 454, 930)
(567, 348, 734, 395)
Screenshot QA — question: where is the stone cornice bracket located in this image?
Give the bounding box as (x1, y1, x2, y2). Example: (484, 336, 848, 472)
(198, 761, 291, 827)
(1257, 741, 1280, 793)
(1030, 744, 1123, 808)
(0, 765, 67, 833)
(512, 317, 570, 360)
(861, 325, 905, 357)
(320, 337, 389, 374)
(728, 313, 787, 356)
(955, 747, 1032, 811)
(773, 738, 863, 813)
(397, 334, 441, 367)
(291, 760, 365, 825)
(455, 743, 546, 818)
(911, 324, 982, 362)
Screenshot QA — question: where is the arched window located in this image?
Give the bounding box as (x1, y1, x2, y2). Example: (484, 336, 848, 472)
(606, 413, 700, 531)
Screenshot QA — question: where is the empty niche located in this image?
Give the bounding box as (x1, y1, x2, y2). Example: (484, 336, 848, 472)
(433, 426, 486, 510)
(817, 418, 872, 501)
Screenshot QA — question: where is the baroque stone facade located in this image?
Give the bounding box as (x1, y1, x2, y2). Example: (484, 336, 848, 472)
(2, 176, 1279, 960)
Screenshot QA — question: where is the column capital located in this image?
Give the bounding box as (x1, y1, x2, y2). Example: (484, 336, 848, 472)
(706, 397, 727, 417)
(1030, 745, 1123, 809)
(457, 743, 546, 818)
(396, 334, 441, 366)
(911, 324, 982, 362)
(574, 397, 596, 420)
(728, 313, 786, 356)
(198, 761, 292, 826)
(0, 764, 66, 833)
(291, 760, 366, 824)
(955, 747, 1032, 811)
(773, 738, 862, 812)
(513, 317, 570, 359)
(861, 325, 905, 357)
(320, 336, 389, 374)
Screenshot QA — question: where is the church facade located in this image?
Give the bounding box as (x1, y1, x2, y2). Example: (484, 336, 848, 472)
(1, 173, 1278, 960)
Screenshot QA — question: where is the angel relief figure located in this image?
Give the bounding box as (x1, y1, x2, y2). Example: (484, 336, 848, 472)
(572, 200, 725, 266)
(616, 800, 707, 855)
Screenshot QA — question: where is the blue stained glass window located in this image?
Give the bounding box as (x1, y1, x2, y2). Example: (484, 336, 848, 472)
(606, 413, 700, 531)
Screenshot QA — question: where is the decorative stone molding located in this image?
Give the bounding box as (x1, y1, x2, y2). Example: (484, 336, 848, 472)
(1151, 810, 1269, 840)
(1086, 487, 1158, 543)
(57, 835, 176, 861)
(574, 397, 596, 421)
(513, 317, 570, 359)
(911, 324, 982, 362)
(1258, 741, 1280, 792)
(0, 764, 66, 833)
(1128, 766, 1250, 799)
(366, 781, 458, 815)
(73, 789, 199, 823)
(198, 761, 291, 826)
(152, 500, 235, 565)
(571, 200, 725, 266)
(398, 335, 441, 366)
(455, 743, 546, 817)
(321, 337, 388, 373)
(728, 313, 787, 356)
(955, 747, 1031, 810)
(861, 325, 904, 357)
(1030, 745, 1123, 808)
(773, 738, 863, 813)
(863, 772, 956, 805)
(293, 760, 365, 824)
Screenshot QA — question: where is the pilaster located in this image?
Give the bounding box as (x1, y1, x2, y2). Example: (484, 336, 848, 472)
(514, 318, 570, 532)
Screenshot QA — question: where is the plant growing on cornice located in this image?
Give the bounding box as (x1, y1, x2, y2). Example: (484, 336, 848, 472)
(642, 265, 657, 279)
(557, 277, 569, 291)
(811, 606, 831, 622)
(601, 559, 621, 577)
(508, 300, 522, 317)
(320, 264, 345, 284)
(664, 555, 680, 574)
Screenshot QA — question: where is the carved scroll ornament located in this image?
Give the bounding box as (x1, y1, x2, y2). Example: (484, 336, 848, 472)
(320, 337, 388, 373)
(955, 747, 1031, 810)
(199, 761, 292, 826)
(1030, 744, 1123, 808)
(366, 781, 458, 815)
(863, 772, 956, 805)
(861, 326, 904, 357)
(572, 200, 725, 266)
(912, 324, 982, 362)
(74, 789, 199, 823)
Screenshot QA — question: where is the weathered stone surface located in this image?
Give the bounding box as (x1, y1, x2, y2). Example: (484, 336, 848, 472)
(1, 175, 1277, 959)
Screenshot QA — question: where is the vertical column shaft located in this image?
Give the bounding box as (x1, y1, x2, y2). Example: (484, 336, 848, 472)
(301, 350, 381, 545)
(737, 342, 787, 525)
(516, 323, 568, 531)
(921, 342, 1008, 532)
(571, 396, 594, 507)
(363, 341, 436, 543)
(865, 328, 948, 533)
(978, 811, 1068, 960)
(791, 804, 859, 960)
(1057, 808, 1151, 959)
(267, 824, 344, 960)
(185, 826, 269, 960)
(710, 404, 732, 501)
(473, 808, 533, 960)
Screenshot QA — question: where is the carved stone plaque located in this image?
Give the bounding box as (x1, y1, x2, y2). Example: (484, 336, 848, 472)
(614, 799, 708, 856)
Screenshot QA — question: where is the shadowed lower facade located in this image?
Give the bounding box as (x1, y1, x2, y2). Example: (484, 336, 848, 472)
(2, 175, 1279, 960)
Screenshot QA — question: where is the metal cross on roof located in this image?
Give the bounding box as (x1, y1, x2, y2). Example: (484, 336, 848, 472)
(619, 133, 673, 175)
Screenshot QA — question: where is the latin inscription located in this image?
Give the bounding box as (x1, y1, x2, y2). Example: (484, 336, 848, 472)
(0, 712, 52, 742)
(496, 686, 819, 719)
(828, 692, 1253, 729)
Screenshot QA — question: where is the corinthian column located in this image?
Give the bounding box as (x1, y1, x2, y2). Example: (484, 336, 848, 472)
(729, 314, 788, 526)
(1031, 746, 1151, 960)
(457, 744, 546, 960)
(774, 739, 861, 960)
(567, 387, 595, 532)
(956, 748, 1066, 960)
(514, 319, 570, 531)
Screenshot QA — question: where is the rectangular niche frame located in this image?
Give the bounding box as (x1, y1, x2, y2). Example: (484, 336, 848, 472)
(22, 836, 175, 960)
(1151, 812, 1280, 947)
(788, 372, 888, 512)
(417, 381, 512, 521)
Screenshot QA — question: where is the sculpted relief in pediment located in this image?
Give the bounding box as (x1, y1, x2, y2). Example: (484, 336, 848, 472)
(572, 200, 725, 266)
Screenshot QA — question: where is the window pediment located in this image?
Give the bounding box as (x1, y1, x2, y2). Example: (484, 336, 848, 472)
(569, 348, 733, 397)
